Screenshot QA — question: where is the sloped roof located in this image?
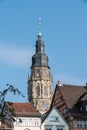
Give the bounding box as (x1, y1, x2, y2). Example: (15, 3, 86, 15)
(11, 102, 41, 117)
(57, 84, 87, 109)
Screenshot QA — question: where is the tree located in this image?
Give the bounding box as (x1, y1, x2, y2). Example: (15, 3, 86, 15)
(0, 84, 24, 129)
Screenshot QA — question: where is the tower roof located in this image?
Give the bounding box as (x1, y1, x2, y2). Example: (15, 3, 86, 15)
(31, 33, 49, 68)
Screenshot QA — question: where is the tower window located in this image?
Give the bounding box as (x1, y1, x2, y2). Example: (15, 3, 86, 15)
(36, 69, 40, 77)
(44, 86, 48, 96)
(36, 84, 40, 96)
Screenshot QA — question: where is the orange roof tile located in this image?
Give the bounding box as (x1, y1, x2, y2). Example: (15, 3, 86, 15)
(11, 102, 41, 117)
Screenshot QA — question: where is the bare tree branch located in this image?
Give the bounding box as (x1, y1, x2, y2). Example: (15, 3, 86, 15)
(0, 84, 24, 128)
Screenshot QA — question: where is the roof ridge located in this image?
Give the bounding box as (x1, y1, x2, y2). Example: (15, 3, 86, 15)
(12, 102, 32, 104)
(63, 84, 84, 87)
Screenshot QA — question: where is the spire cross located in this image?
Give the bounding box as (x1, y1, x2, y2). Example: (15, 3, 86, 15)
(38, 17, 41, 33)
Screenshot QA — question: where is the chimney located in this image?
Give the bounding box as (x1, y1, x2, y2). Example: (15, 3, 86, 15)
(58, 80, 63, 87)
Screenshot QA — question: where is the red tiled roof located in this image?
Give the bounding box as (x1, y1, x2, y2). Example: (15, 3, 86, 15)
(58, 84, 87, 109)
(11, 102, 41, 117)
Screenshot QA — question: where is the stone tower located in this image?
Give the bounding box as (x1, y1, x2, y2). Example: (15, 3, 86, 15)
(28, 32, 53, 114)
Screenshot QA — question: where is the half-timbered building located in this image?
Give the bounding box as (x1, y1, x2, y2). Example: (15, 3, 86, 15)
(51, 80, 87, 130)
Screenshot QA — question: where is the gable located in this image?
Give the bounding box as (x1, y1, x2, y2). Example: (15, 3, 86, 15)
(42, 107, 69, 128)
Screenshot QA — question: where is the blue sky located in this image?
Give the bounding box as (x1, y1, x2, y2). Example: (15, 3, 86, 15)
(0, 0, 87, 102)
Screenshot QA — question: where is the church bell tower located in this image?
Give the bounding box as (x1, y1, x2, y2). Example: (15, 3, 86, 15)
(28, 22, 53, 114)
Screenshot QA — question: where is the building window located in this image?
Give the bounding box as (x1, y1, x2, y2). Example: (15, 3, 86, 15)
(15, 118, 26, 126)
(15, 118, 22, 126)
(16, 119, 21, 126)
(50, 116, 59, 122)
(35, 118, 39, 126)
(45, 129, 51, 130)
(56, 126, 64, 130)
(57, 128, 64, 130)
(28, 119, 32, 126)
(44, 125, 53, 130)
(21, 118, 26, 126)
(77, 120, 87, 128)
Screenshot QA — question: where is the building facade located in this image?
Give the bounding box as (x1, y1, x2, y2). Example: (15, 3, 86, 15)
(28, 32, 53, 114)
(12, 102, 41, 130)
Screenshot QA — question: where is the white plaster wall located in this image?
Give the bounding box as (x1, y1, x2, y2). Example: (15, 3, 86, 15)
(14, 126, 41, 130)
(41, 108, 69, 130)
(14, 117, 41, 130)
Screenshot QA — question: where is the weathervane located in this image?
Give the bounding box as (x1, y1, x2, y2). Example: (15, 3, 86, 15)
(38, 17, 42, 34)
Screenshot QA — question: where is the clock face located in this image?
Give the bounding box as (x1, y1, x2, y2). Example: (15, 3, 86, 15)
(43, 102, 49, 110)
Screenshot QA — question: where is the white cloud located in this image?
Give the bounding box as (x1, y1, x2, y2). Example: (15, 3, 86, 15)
(0, 43, 34, 67)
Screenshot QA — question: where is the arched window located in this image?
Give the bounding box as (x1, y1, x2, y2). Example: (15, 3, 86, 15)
(44, 86, 48, 96)
(36, 83, 40, 96)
